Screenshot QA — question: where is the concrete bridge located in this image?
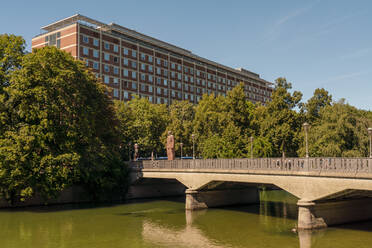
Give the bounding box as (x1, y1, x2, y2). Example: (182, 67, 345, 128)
(129, 157, 372, 229)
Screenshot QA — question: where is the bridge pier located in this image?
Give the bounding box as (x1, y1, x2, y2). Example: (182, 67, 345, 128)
(185, 187, 259, 210)
(297, 198, 372, 229)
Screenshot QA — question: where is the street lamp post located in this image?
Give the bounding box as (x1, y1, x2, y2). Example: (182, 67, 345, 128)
(368, 128, 372, 158)
(180, 142, 183, 160)
(192, 134, 196, 159)
(303, 122, 310, 158)
(250, 136, 254, 159)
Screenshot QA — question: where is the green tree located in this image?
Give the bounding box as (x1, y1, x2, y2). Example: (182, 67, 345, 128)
(255, 77, 303, 157)
(0, 34, 26, 137)
(305, 88, 332, 123)
(0, 34, 25, 90)
(163, 100, 195, 157)
(298, 101, 372, 157)
(193, 85, 252, 158)
(0, 46, 127, 203)
(115, 97, 168, 158)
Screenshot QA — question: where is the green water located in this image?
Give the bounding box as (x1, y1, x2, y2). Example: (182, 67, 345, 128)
(1, 190, 372, 248)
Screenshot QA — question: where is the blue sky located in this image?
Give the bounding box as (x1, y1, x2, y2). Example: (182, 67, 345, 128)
(1, 0, 371, 110)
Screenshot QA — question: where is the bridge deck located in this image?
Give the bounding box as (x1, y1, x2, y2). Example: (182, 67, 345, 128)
(130, 157, 372, 179)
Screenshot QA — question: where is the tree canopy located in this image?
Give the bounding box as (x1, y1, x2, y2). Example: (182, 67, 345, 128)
(0, 44, 127, 203)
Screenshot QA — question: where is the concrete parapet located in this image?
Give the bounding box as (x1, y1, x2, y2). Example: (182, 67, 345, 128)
(185, 187, 259, 210)
(297, 198, 372, 229)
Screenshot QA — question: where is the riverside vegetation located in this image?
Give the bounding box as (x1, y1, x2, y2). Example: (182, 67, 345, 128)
(0, 34, 371, 204)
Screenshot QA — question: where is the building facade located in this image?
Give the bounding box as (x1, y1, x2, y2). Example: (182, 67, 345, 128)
(32, 14, 273, 105)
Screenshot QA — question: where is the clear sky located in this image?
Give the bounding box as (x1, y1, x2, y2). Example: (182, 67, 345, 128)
(1, 0, 371, 110)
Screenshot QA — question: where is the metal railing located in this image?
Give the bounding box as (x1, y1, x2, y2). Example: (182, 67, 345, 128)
(129, 157, 372, 179)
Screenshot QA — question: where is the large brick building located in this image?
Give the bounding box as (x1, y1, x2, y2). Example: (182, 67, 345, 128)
(32, 14, 273, 104)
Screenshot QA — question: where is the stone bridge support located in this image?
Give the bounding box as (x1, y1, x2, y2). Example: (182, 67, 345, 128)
(185, 187, 259, 210)
(297, 198, 372, 229)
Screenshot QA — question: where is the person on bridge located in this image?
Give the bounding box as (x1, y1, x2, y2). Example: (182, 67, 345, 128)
(167, 131, 175, 160)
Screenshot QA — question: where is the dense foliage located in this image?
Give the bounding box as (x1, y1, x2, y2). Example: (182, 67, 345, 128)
(0, 35, 127, 203)
(116, 79, 371, 159)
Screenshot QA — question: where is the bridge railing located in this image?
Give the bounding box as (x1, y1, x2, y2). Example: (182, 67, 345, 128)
(129, 157, 372, 178)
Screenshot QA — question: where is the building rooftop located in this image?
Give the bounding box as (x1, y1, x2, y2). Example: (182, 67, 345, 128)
(37, 14, 273, 86)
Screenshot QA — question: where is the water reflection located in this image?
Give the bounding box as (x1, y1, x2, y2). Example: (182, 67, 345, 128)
(1, 192, 372, 248)
(141, 208, 324, 248)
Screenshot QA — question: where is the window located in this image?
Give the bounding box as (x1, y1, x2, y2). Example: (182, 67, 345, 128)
(164, 89, 168, 95)
(156, 68, 161, 75)
(185, 84, 189, 91)
(104, 42, 110, 50)
(178, 82, 182, 89)
(104, 76, 109, 84)
(149, 75, 153, 82)
(149, 65, 153, 72)
(114, 45, 118, 52)
(131, 61, 137, 69)
(177, 73, 182, 80)
(157, 88, 161, 94)
(83, 47, 89, 56)
(196, 70, 200, 76)
(190, 68, 193, 74)
(177, 64, 181, 71)
(113, 89, 119, 97)
(184, 67, 189, 73)
(104, 53, 110, 61)
(164, 61, 168, 67)
(149, 85, 153, 92)
(164, 70, 168, 77)
(114, 78, 119, 84)
(132, 71, 136, 79)
(171, 81, 176, 88)
(157, 97, 161, 104)
(123, 58, 129, 66)
(157, 77, 161, 84)
(85, 60, 89, 66)
(141, 74, 146, 81)
(156, 58, 161, 65)
(149, 96, 153, 102)
(123, 48, 129, 55)
(141, 84, 146, 91)
(114, 67, 119, 75)
(190, 77, 194, 83)
(113, 56, 119, 63)
(93, 39, 99, 46)
(124, 91, 129, 99)
(171, 63, 175, 69)
(164, 79, 168, 86)
(93, 62, 99, 69)
(141, 63, 146, 70)
(171, 71, 175, 78)
(149, 56, 153, 63)
(140, 53, 146, 60)
(82, 35, 89, 43)
(185, 75, 188, 82)
(132, 51, 137, 58)
(93, 50, 99, 58)
(132, 82, 137, 89)
(172, 90, 175, 97)
(123, 69, 129, 77)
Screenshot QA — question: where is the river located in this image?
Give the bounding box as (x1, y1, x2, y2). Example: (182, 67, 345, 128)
(0, 190, 371, 248)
